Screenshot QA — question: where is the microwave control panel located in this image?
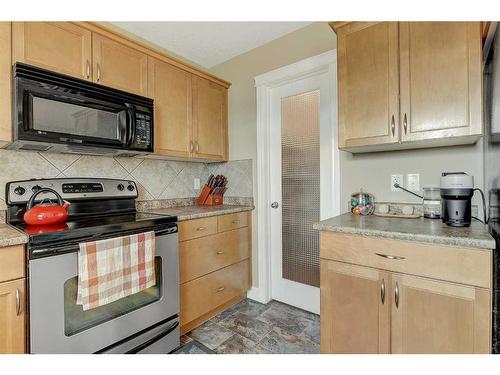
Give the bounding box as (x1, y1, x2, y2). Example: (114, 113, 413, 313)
(135, 112, 152, 147)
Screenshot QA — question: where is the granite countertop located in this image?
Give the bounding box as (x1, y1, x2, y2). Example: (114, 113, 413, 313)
(313, 213, 495, 250)
(143, 204, 254, 221)
(0, 224, 28, 248)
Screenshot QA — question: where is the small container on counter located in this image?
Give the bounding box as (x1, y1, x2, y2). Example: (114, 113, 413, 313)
(350, 190, 375, 216)
(423, 187, 441, 219)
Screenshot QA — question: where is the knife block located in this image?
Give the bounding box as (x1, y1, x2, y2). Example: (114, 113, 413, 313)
(197, 184, 225, 206)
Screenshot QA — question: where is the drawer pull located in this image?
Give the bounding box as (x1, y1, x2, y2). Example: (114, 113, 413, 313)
(380, 278, 385, 304)
(375, 253, 406, 260)
(15, 289, 21, 316)
(216, 250, 225, 255)
(232, 220, 240, 224)
(196, 227, 206, 231)
(395, 282, 400, 308)
(216, 286, 225, 293)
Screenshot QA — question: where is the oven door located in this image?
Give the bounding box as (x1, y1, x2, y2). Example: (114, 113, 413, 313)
(16, 76, 131, 149)
(28, 229, 179, 354)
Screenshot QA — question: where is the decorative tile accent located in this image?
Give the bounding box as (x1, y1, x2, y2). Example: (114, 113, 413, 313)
(0, 149, 253, 210)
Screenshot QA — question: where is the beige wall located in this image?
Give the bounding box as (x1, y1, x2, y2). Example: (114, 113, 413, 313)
(211, 21, 486, 289)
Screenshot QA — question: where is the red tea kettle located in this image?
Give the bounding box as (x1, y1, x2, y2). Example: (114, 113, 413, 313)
(23, 188, 70, 225)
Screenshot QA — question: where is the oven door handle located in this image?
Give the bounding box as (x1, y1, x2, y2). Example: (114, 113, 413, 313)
(125, 320, 179, 354)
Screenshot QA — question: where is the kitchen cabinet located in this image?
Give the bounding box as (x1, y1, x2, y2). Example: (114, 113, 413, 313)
(320, 232, 492, 354)
(148, 57, 193, 158)
(332, 21, 483, 152)
(0, 22, 11, 146)
(93, 33, 148, 96)
(0, 245, 26, 354)
(192, 76, 228, 161)
(178, 212, 252, 334)
(12, 22, 92, 80)
(320, 260, 389, 353)
(336, 22, 400, 149)
(399, 22, 482, 143)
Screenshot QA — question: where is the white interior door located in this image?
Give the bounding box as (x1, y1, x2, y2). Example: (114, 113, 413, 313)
(269, 70, 336, 314)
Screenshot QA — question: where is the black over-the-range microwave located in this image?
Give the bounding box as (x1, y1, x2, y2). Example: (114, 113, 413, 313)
(8, 63, 154, 156)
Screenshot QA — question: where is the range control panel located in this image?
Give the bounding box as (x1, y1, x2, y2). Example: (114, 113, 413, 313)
(7, 178, 138, 205)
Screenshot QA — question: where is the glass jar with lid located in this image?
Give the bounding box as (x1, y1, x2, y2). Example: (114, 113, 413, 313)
(350, 190, 375, 216)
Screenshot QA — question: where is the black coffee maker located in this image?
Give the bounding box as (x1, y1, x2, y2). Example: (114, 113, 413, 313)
(440, 172, 474, 227)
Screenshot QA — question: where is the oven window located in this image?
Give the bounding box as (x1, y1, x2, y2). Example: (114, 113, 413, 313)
(32, 96, 121, 140)
(64, 256, 162, 336)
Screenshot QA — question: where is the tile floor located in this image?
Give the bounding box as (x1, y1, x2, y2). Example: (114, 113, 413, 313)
(173, 299, 320, 354)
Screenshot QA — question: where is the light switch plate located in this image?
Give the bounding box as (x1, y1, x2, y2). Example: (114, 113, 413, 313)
(391, 174, 404, 192)
(407, 173, 420, 192)
(194, 178, 200, 190)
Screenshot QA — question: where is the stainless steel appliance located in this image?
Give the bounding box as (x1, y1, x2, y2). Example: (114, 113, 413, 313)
(440, 172, 474, 227)
(6, 178, 179, 354)
(8, 63, 153, 156)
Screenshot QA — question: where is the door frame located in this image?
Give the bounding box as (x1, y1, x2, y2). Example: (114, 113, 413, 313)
(249, 49, 340, 306)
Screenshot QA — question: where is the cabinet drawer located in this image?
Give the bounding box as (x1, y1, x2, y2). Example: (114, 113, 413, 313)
(178, 216, 218, 241)
(180, 260, 248, 326)
(218, 212, 248, 232)
(320, 232, 492, 288)
(180, 227, 249, 284)
(0, 245, 25, 283)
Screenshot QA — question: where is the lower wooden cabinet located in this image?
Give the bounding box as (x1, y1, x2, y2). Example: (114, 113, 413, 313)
(0, 278, 26, 354)
(320, 232, 493, 354)
(178, 212, 252, 334)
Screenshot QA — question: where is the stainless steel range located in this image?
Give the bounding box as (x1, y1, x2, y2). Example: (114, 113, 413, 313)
(6, 178, 180, 354)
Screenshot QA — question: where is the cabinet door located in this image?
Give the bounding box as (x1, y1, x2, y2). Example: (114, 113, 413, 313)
(337, 22, 399, 149)
(0, 279, 26, 354)
(320, 260, 390, 353)
(391, 273, 491, 353)
(93, 33, 148, 96)
(12, 22, 91, 80)
(399, 22, 482, 142)
(192, 76, 228, 161)
(0, 22, 12, 145)
(148, 58, 193, 158)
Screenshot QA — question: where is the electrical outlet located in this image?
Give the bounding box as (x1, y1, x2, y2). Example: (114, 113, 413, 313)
(194, 178, 200, 190)
(407, 173, 420, 192)
(391, 174, 404, 192)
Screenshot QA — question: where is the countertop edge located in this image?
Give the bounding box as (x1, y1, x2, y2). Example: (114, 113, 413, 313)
(176, 206, 254, 221)
(0, 224, 29, 248)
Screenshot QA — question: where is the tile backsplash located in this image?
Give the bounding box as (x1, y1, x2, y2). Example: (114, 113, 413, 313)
(0, 150, 253, 209)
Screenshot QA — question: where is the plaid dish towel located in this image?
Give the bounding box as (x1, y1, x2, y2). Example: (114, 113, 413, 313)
(76, 231, 156, 311)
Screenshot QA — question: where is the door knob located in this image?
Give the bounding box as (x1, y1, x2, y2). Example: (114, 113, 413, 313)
(271, 201, 279, 209)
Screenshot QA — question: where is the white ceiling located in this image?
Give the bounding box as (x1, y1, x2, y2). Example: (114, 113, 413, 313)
(110, 22, 311, 68)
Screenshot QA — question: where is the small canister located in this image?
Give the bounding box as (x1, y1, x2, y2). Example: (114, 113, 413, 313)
(423, 187, 441, 219)
(350, 190, 375, 216)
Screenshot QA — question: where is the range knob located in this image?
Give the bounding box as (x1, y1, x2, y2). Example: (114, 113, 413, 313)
(127, 184, 135, 192)
(14, 186, 26, 196)
(32, 185, 42, 193)
(117, 184, 125, 191)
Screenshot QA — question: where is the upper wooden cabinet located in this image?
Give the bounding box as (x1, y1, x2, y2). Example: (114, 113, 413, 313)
(320, 260, 389, 354)
(192, 76, 228, 161)
(93, 33, 148, 96)
(0, 22, 12, 146)
(399, 22, 482, 143)
(337, 22, 399, 149)
(334, 22, 483, 152)
(12, 22, 92, 80)
(148, 57, 193, 158)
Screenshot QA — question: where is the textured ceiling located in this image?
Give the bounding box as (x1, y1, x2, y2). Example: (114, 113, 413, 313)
(110, 22, 311, 68)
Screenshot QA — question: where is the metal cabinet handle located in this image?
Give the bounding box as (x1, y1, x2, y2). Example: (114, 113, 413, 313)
(86, 60, 91, 79)
(391, 115, 395, 137)
(97, 64, 101, 82)
(189, 141, 194, 153)
(395, 282, 400, 309)
(15, 289, 21, 316)
(195, 141, 199, 153)
(216, 250, 224, 255)
(216, 286, 225, 293)
(403, 113, 408, 135)
(381, 279, 385, 304)
(375, 253, 406, 260)
(196, 227, 206, 231)
(232, 220, 240, 224)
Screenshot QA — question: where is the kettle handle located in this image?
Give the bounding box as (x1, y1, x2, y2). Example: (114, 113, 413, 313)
(27, 188, 64, 209)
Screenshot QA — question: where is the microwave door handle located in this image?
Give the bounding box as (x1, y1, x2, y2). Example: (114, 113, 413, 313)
(125, 105, 136, 146)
